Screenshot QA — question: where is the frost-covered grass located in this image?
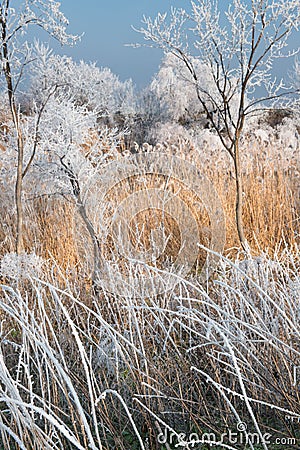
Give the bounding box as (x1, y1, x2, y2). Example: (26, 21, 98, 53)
(0, 136, 299, 449)
(144, 131, 300, 254)
(1, 135, 298, 266)
(0, 246, 299, 449)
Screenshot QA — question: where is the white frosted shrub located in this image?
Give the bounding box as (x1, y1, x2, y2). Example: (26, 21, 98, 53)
(0, 252, 44, 280)
(30, 43, 136, 120)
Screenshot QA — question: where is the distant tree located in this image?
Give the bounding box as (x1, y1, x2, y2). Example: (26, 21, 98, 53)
(150, 52, 240, 127)
(136, 0, 300, 250)
(30, 44, 136, 127)
(0, 0, 78, 254)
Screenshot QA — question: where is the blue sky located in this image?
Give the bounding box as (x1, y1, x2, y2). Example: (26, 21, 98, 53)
(31, 1, 299, 88)
(47, 0, 189, 87)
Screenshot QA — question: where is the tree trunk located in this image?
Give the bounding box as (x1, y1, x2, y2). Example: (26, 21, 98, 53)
(1, 10, 24, 254)
(6, 79, 24, 255)
(233, 140, 248, 252)
(77, 200, 102, 285)
(15, 126, 24, 254)
(60, 155, 102, 288)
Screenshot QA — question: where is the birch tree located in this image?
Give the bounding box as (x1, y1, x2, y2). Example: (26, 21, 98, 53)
(0, 0, 78, 254)
(136, 0, 300, 250)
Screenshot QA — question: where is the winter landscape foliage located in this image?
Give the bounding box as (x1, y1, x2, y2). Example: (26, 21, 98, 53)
(0, 0, 299, 449)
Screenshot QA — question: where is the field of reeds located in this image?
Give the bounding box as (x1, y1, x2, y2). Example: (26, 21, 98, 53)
(0, 133, 299, 449)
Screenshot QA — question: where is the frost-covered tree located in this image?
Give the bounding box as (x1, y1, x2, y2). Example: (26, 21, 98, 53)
(150, 52, 240, 127)
(29, 43, 136, 126)
(136, 0, 300, 250)
(0, 0, 78, 254)
(21, 91, 125, 283)
(150, 53, 204, 124)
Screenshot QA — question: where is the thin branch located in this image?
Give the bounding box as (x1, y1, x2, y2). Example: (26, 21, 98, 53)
(22, 85, 59, 179)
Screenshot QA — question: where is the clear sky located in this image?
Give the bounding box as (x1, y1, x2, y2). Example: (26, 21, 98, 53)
(31, 1, 299, 88)
(47, 0, 190, 88)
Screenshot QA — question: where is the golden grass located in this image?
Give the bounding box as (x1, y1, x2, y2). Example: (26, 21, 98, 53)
(0, 139, 299, 281)
(212, 164, 298, 254)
